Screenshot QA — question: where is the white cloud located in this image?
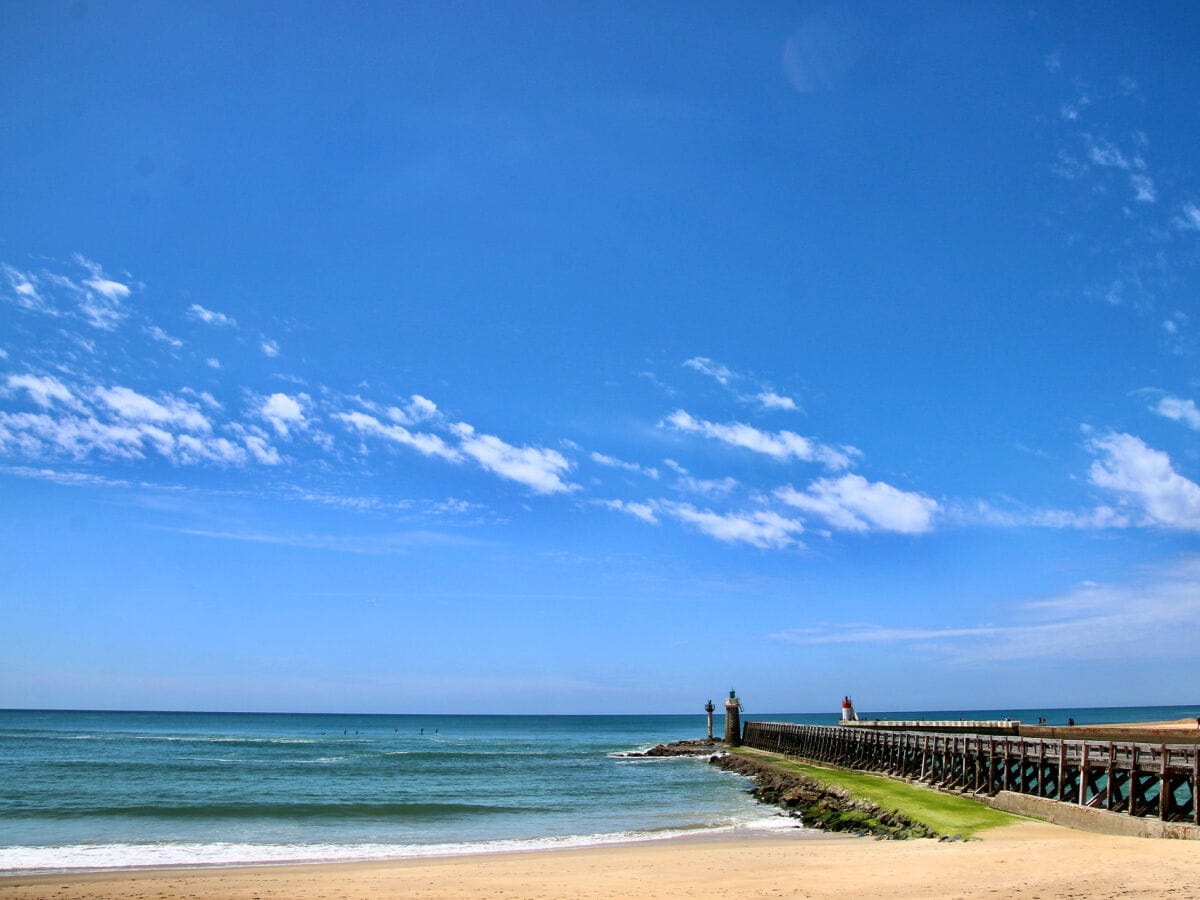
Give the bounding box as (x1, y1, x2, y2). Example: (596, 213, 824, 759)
(599, 499, 659, 525)
(261, 339, 280, 358)
(146, 325, 183, 349)
(73, 255, 131, 330)
(259, 392, 306, 437)
(659, 501, 804, 549)
(683, 357, 734, 384)
(756, 391, 797, 411)
(1152, 395, 1200, 430)
(673, 473, 738, 496)
(335, 410, 461, 462)
(95, 386, 211, 432)
(1085, 136, 1135, 170)
(242, 434, 282, 465)
(1174, 204, 1200, 232)
(775, 474, 938, 534)
(187, 304, 237, 327)
(1130, 174, 1156, 203)
(590, 451, 658, 480)
(450, 422, 576, 495)
(0, 406, 256, 467)
(0, 413, 146, 460)
(944, 498, 1129, 530)
(2, 264, 46, 312)
(663, 409, 854, 470)
(206, 358, 222, 369)
(1087, 432, 1200, 530)
(5, 374, 80, 410)
(386, 394, 439, 426)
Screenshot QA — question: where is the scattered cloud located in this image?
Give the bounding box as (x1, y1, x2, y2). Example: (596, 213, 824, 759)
(683, 356, 733, 385)
(146, 325, 183, 349)
(335, 409, 461, 462)
(450, 422, 576, 495)
(776, 474, 938, 534)
(95, 386, 211, 432)
(1087, 432, 1200, 529)
(1130, 174, 1157, 203)
(72, 255, 132, 330)
(755, 391, 797, 411)
(386, 394, 439, 426)
(658, 501, 804, 549)
(2, 264, 48, 312)
(663, 409, 854, 470)
(1174, 204, 1200, 232)
(1084, 135, 1137, 171)
(206, 358, 222, 369)
(590, 451, 658, 480)
(187, 304, 237, 327)
(599, 499, 659, 525)
(1151, 395, 1200, 430)
(258, 392, 306, 437)
(261, 339, 280, 358)
(5, 374, 81, 410)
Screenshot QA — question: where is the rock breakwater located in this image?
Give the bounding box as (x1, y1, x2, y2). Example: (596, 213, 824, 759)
(708, 752, 938, 840)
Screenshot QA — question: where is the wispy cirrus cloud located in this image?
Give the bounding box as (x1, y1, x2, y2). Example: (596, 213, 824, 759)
(590, 451, 659, 480)
(145, 325, 183, 349)
(683, 356, 733, 385)
(769, 556, 1200, 663)
(681, 357, 800, 413)
(598, 498, 658, 525)
(662, 409, 854, 470)
(2, 264, 49, 313)
(186, 303, 237, 327)
(174, 527, 484, 554)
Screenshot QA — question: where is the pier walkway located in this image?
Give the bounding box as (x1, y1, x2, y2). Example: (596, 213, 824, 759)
(743, 721, 1200, 825)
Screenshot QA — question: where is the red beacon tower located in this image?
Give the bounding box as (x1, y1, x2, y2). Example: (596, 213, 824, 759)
(841, 695, 858, 722)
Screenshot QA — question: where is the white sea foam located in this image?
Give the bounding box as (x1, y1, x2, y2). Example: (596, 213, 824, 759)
(0, 817, 806, 875)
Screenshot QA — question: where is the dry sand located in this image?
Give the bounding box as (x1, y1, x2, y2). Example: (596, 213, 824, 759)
(4, 821, 1200, 899)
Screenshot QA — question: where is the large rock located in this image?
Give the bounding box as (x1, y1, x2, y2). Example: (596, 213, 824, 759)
(624, 739, 723, 757)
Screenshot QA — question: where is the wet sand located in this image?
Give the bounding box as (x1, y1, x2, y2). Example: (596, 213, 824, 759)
(4, 820, 1200, 899)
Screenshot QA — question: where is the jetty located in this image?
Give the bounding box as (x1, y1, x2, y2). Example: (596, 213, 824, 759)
(742, 720, 1200, 836)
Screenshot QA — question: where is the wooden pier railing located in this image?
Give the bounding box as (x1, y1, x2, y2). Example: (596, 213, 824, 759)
(742, 721, 1200, 824)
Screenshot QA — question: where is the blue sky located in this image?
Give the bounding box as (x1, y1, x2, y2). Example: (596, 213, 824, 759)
(3, 1, 1200, 715)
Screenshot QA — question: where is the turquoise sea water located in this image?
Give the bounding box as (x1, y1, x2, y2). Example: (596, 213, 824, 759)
(2, 705, 1196, 873)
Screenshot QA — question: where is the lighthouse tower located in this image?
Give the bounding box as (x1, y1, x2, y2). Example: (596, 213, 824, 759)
(724, 690, 742, 746)
(841, 695, 858, 722)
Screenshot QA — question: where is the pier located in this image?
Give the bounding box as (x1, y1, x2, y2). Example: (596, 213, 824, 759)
(743, 721, 1200, 826)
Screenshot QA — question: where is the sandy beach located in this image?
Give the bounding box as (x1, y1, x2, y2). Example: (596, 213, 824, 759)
(4, 820, 1200, 899)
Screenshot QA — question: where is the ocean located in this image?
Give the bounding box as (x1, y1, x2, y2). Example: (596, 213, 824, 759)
(2, 705, 1196, 874)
